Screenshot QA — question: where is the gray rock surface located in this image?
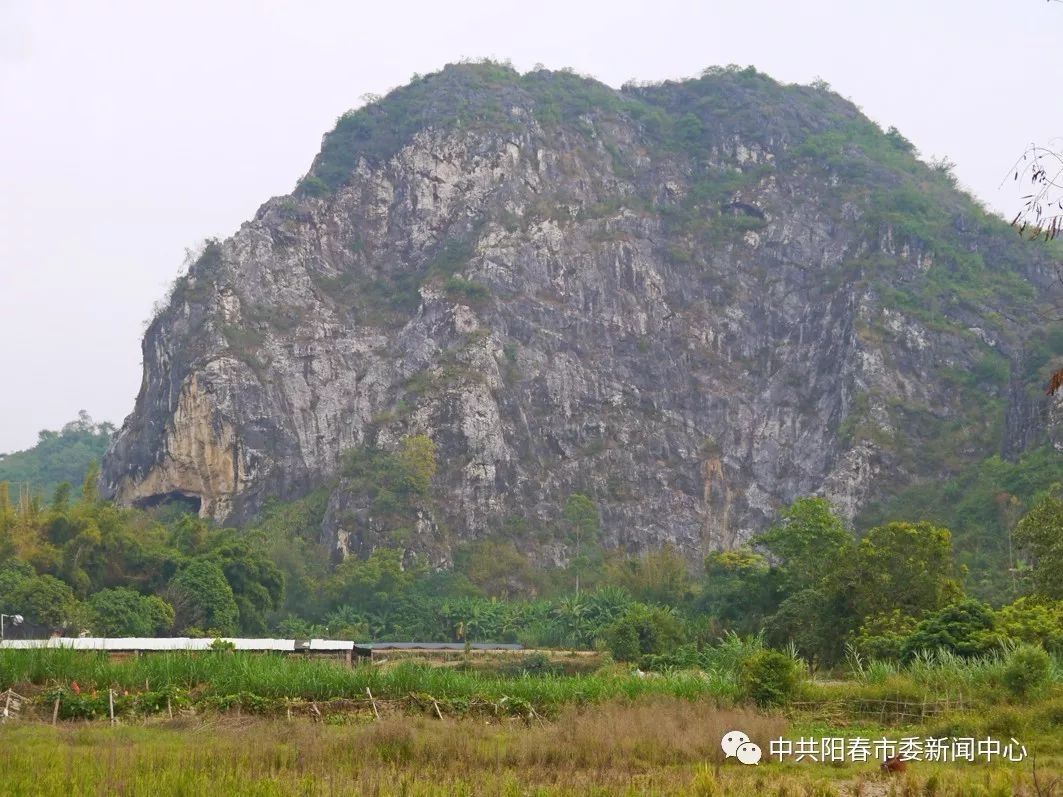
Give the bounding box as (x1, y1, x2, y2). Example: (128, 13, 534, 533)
(100, 64, 1061, 565)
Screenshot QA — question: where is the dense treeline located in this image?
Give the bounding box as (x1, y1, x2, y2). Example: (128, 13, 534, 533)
(1, 420, 1059, 666)
(1, 445, 1060, 670)
(0, 466, 283, 638)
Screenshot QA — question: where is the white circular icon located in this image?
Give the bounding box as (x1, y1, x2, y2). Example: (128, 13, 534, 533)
(736, 742, 762, 765)
(721, 730, 751, 758)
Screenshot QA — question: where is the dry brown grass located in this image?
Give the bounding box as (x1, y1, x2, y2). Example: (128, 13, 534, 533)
(0, 698, 1054, 796)
(312, 697, 785, 773)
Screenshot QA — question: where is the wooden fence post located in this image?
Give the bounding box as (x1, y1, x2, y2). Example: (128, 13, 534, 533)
(366, 687, 380, 720)
(52, 695, 60, 725)
(109, 689, 115, 725)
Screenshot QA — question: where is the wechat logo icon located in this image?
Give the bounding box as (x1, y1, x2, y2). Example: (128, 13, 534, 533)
(722, 730, 762, 765)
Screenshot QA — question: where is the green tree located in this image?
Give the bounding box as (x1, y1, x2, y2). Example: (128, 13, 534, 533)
(605, 545, 693, 607)
(754, 498, 855, 664)
(88, 587, 174, 636)
(850, 521, 962, 621)
(1014, 495, 1063, 600)
(755, 497, 852, 593)
(245, 489, 332, 621)
(0, 413, 113, 500)
(766, 585, 854, 666)
(606, 617, 640, 662)
(900, 599, 996, 660)
(1, 572, 80, 631)
(36, 494, 176, 598)
(674, 112, 704, 143)
(321, 605, 370, 640)
(169, 514, 211, 556)
(208, 534, 285, 633)
(0, 561, 31, 594)
(166, 559, 239, 635)
(994, 596, 1063, 652)
(50, 483, 72, 513)
(857, 447, 1061, 603)
(699, 549, 779, 635)
(455, 539, 536, 599)
(852, 610, 919, 662)
(340, 436, 437, 538)
(1001, 644, 1052, 698)
(326, 547, 426, 615)
(563, 493, 599, 596)
(0, 482, 13, 547)
(80, 460, 100, 503)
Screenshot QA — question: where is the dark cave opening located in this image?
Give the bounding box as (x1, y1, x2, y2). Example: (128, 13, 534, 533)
(133, 491, 203, 515)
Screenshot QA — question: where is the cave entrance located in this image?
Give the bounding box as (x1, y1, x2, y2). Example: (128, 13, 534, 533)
(134, 491, 203, 515)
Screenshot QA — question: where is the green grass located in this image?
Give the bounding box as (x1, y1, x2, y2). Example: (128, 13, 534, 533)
(0, 649, 734, 714)
(0, 649, 1059, 794)
(4, 644, 1060, 726)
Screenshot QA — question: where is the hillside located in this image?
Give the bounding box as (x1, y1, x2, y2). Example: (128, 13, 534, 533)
(0, 413, 113, 499)
(100, 62, 1062, 566)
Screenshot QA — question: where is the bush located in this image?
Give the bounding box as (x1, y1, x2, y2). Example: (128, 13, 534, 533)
(738, 649, 801, 707)
(1031, 696, 1063, 730)
(900, 600, 996, 661)
(444, 276, 490, 305)
(296, 175, 329, 197)
(89, 588, 174, 637)
(4, 572, 81, 632)
(640, 643, 706, 672)
(995, 597, 1063, 652)
(851, 611, 918, 662)
(983, 705, 1029, 738)
(604, 604, 685, 663)
(1001, 644, 1051, 699)
(606, 620, 641, 662)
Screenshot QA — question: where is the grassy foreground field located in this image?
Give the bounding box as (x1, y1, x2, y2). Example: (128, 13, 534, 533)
(0, 703, 1057, 796)
(0, 650, 1059, 796)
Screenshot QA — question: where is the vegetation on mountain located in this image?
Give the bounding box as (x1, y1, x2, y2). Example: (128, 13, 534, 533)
(857, 445, 1062, 602)
(1014, 493, 1063, 600)
(0, 412, 112, 500)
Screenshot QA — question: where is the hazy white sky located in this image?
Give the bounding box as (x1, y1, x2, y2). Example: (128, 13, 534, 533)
(1, 0, 1059, 452)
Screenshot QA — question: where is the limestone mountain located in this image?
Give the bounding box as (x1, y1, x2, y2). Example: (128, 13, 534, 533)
(100, 63, 1062, 566)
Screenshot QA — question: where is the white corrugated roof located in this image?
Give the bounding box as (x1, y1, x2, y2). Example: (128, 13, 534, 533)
(0, 638, 523, 653)
(0, 637, 297, 651)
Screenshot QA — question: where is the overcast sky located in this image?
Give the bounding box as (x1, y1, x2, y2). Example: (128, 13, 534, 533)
(0, 0, 1059, 453)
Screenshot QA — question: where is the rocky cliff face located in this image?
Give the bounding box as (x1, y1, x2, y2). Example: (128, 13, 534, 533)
(101, 63, 1062, 565)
